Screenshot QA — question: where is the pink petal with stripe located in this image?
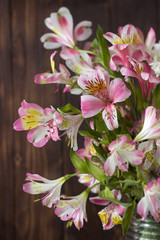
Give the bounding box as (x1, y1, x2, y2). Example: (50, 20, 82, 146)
(81, 95, 106, 118)
(40, 33, 62, 49)
(27, 126, 50, 147)
(102, 103, 118, 131)
(108, 78, 131, 103)
(50, 7, 74, 47)
(13, 118, 24, 131)
(74, 21, 92, 41)
(145, 27, 156, 50)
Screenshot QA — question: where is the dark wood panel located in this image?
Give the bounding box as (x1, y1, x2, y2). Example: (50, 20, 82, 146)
(0, 0, 14, 239)
(12, 0, 64, 239)
(110, 0, 158, 35)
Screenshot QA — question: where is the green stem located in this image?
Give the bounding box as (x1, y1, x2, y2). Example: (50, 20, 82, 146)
(87, 182, 100, 192)
(74, 47, 96, 55)
(65, 172, 80, 180)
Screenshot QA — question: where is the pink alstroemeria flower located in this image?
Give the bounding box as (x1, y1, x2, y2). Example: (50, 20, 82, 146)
(104, 24, 155, 50)
(109, 46, 152, 72)
(76, 136, 100, 193)
(34, 52, 81, 94)
(56, 110, 84, 151)
(23, 173, 66, 208)
(104, 24, 155, 72)
(104, 25, 156, 89)
(104, 135, 143, 176)
(98, 203, 125, 230)
(135, 106, 160, 142)
(104, 24, 143, 53)
(55, 190, 89, 229)
(77, 174, 100, 193)
(78, 69, 131, 130)
(66, 52, 94, 74)
(41, 7, 92, 59)
(13, 100, 62, 147)
(90, 190, 125, 230)
(137, 178, 160, 221)
(121, 57, 160, 99)
(34, 52, 70, 85)
(138, 140, 160, 182)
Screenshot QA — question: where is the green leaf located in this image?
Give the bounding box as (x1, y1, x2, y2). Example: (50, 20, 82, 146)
(112, 179, 140, 192)
(94, 118, 107, 132)
(119, 179, 140, 186)
(84, 157, 106, 182)
(90, 38, 99, 49)
(78, 130, 98, 141)
(99, 139, 110, 146)
(122, 200, 136, 235)
(108, 178, 122, 189)
(99, 188, 132, 207)
(59, 103, 81, 114)
(70, 150, 89, 173)
(98, 187, 115, 199)
(153, 83, 160, 108)
(91, 156, 104, 167)
(87, 128, 102, 138)
(130, 185, 144, 199)
(136, 86, 144, 112)
(96, 25, 111, 71)
(92, 142, 107, 161)
(96, 25, 121, 79)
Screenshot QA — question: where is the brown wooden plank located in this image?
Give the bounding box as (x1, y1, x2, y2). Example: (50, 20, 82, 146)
(0, 0, 14, 239)
(155, 0, 160, 40)
(110, 0, 157, 35)
(12, 0, 64, 239)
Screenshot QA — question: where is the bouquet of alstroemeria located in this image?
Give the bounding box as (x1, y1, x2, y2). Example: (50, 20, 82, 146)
(13, 7, 160, 235)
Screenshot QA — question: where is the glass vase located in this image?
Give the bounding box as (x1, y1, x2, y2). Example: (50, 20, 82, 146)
(124, 213, 160, 240)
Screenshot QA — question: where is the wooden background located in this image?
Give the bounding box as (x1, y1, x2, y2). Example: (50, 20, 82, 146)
(1, 0, 160, 239)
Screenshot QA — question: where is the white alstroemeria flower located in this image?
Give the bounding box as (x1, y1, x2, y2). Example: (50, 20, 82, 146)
(23, 173, 66, 208)
(135, 106, 160, 142)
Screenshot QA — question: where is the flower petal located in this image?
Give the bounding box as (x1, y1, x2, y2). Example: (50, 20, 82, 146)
(109, 78, 131, 103)
(81, 95, 106, 118)
(74, 21, 92, 41)
(145, 27, 156, 50)
(40, 33, 62, 49)
(137, 196, 149, 220)
(90, 196, 110, 206)
(104, 154, 117, 176)
(27, 126, 50, 147)
(102, 104, 118, 130)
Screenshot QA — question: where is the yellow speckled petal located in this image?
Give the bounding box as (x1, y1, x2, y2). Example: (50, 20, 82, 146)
(90, 145, 97, 156)
(22, 108, 43, 130)
(112, 213, 122, 225)
(22, 115, 42, 130)
(26, 108, 43, 117)
(98, 210, 109, 225)
(50, 55, 55, 73)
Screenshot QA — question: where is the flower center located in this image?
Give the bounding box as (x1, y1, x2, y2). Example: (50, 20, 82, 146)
(22, 108, 43, 130)
(85, 78, 108, 100)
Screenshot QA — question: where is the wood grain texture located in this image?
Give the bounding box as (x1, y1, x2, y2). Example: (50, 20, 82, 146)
(0, 0, 14, 239)
(12, 0, 63, 239)
(110, 0, 158, 35)
(1, 0, 160, 239)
